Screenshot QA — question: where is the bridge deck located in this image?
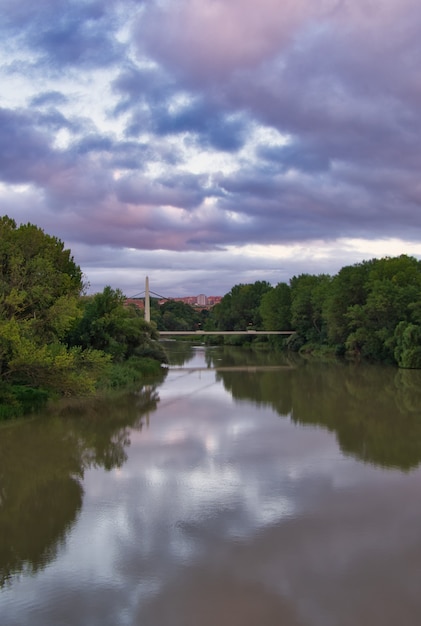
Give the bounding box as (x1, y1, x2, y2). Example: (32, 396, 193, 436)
(159, 330, 295, 336)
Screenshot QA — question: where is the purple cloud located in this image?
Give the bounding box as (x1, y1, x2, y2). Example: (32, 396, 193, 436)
(2, 0, 125, 70)
(1, 0, 421, 296)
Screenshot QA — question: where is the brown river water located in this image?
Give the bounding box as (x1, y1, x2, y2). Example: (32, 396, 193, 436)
(1, 343, 421, 626)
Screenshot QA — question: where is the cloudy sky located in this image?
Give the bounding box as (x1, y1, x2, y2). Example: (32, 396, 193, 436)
(2, 0, 421, 297)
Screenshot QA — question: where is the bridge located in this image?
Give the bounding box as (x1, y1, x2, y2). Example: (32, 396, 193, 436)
(133, 277, 295, 336)
(159, 330, 294, 336)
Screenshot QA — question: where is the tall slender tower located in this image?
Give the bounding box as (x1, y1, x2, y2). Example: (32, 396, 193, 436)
(145, 276, 150, 323)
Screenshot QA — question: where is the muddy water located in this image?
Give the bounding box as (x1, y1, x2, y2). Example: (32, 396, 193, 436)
(1, 344, 421, 626)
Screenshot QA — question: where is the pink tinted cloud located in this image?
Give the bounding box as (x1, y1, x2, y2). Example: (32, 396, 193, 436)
(37, 188, 233, 251)
(135, 0, 337, 81)
(135, 0, 421, 97)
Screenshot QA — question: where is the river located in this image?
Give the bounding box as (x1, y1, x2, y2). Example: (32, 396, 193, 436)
(1, 343, 421, 626)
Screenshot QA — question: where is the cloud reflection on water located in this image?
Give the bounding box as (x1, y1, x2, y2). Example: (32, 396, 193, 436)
(2, 348, 421, 625)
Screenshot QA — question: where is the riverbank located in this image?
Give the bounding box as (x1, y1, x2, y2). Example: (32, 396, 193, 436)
(0, 356, 167, 421)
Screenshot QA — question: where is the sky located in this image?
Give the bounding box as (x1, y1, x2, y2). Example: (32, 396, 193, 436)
(1, 0, 421, 298)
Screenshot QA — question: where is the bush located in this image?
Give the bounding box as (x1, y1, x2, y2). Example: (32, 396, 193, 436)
(100, 357, 163, 390)
(398, 347, 421, 369)
(0, 384, 49, 420)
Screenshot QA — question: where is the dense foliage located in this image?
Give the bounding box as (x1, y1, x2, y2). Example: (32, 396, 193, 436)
(66, 287, 166, 363)
(206, 255, 421, 367)
(211, 281, 272, 331)
(151, 299, 207, 332)
(0, 217, 166, 418)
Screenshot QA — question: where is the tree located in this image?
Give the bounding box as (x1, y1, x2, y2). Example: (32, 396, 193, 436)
(393, 322, 421, 369)
(260, 282, 292, 330)
(0, 316, 110, 396)
(344, 256, 421, 361)
(290, 274, 331, 343)
(66, 286, 167, 363)
(156, 300, 201, 331)
(0, 216, 83, 341)
(211, 281, 272, 331)
(0, 217, 107, 406)
(324, 260, 372, 346)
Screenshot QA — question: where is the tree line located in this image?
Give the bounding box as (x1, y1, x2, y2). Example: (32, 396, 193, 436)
(0, 216, 166, 418)
(204, 254, 421, 368)
(134, 252, 421, 370)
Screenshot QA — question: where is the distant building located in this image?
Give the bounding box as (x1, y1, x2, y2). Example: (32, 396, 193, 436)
(172, 296, 197, 306)
(124, 298, 144, 310)
(125, 294, 222, 310)
(206, 296, 222, 307)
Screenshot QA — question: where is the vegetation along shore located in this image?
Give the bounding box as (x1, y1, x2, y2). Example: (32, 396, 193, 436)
(2, 214, 421, 418)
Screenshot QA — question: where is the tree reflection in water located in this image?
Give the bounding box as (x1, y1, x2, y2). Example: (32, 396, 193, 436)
(206, 347, 421, 471)
(0, 379, 164, 587)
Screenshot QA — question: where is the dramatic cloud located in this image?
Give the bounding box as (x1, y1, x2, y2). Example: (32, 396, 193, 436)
(1, 0, 421, 296)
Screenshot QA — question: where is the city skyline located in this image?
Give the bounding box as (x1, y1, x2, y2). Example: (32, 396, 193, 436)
(125, 293, 222, 307)
(2, 1, 421, 297)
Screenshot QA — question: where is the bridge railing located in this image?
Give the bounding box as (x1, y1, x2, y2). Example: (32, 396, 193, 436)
(159, 330, 295, 336)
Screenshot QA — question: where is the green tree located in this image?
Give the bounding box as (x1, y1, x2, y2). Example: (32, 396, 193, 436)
(211, 281, 272, 331)
(393, 321, 421, 369)
(324, 260, 372, 346)
(67, 286, 166, 363)
(0, 316, 110, 399)
(156, 300, 201, 331)
(0, 217, 168, 417)
(0, 216, 83, 341)
(260, 282, 292, 330)
(290, 274, 331, 343)
(345, 256, 421, 361)
(0, 216, 107, 411)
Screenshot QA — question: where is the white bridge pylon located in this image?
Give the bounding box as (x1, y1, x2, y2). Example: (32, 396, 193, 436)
(145, 276, 150, 323)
